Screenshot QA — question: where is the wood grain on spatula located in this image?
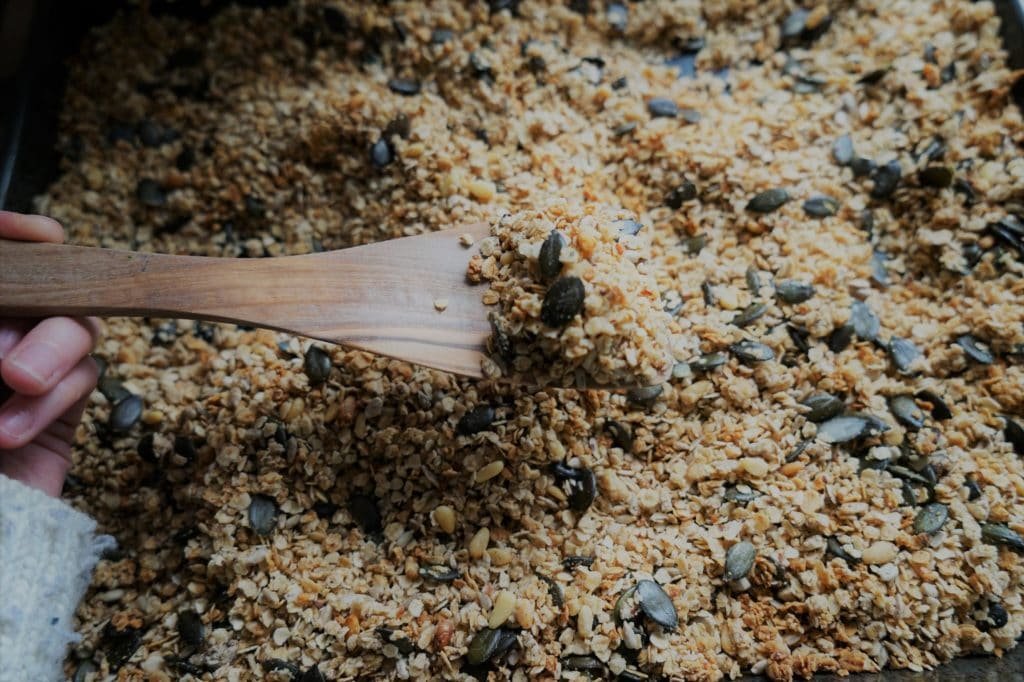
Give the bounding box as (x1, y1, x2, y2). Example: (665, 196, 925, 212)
(0, 223, 493, 378)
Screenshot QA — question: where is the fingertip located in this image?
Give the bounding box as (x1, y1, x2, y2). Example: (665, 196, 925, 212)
(0, 211, 65, 243)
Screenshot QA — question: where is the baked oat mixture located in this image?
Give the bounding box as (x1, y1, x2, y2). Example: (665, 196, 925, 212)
(30, 0, 1024, 680)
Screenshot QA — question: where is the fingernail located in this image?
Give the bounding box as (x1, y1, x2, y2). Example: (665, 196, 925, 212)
(8, 342, 59, 385)
(0, 406, 32, 440)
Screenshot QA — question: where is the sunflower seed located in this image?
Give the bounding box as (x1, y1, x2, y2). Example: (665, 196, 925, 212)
(817, 415, 869, 443)
(803, 196, 839, 217)
(979, 601, 1009, 631)
(304, 346, 331, 385)
(915, 389, 952, 420)
(538, 230, 564, 280)
(913, 503, 949, 534)
(636, 580, 678, 629)
(731, 302, 768, 327)
(729, 340, 774, 363)
(826, 536, 860, 564)
(666, 182, 697, 208)
(954, 334, 993, 364)
(348, 494, 383, 535)
(466, 627, 517, 665)
(802, 393, 844, 422)
(850, 301, 880, 341)
(458, 404, 495, 435)
(723, 484, 760, 504)
(606, 420, 633, 450)
(870, 160, 902, 199)
(561, 655, 604, 672)
(832, 134, 854, 165)
(889, 337, 923, 374)
(723, 541, 756, 581)
(919, 165, 954, 188)
(888, 395, 925, 430)
(419, 564, 461, 582)
(249, 494, 278, 536)
(177, 610, 205, 649)
(965, 477, 983, 501)
(690, 352, 728, 373)
(981, 523, 1024, 552)
(746, 188, 790, 213)
(109, 394, 143, 432)
(1005, 417, 1024, 456)
(776, 280, 815, 304)
(647, 97, 678, 118)
(829, 323, 855, 352)
(541, 276, 585, 327)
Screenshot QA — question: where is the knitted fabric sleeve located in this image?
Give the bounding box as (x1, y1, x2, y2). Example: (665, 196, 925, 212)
(0, 474, 114, 682)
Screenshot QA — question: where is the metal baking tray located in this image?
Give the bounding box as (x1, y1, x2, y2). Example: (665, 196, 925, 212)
(1, 0, 1023, 680)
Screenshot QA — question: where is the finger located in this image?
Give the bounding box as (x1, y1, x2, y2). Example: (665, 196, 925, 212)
(0, 211, 64, 243)
(1, 317, 100, 396)
(0, 319, 31, 360)
(0, 441, 72, 497)
(0, 356, 99, 449)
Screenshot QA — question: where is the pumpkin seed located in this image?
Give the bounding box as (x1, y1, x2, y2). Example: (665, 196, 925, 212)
(101, 620, 144, 670)
(136, 178, 167, 207)
(109, 394, 143, 432)
(746, 188, 790, 213)
(561, 654, 604, 672)
(913, 503, 948, 534)
(647, 97, 678, 118)
(888, 395, 924, 430)
(723, 484, 760, 504)
(787, 324, 810, 353)
(636, 579, 678, 630)
(802, 393, 844, 422)
(419, 564, 461, 582)
(723, 541, 756, 581)
(249, 494, 278, 536)
(829, 323, 855, 352)
(979, 601, 1009, 631)
(1005, 417, 1024, 456)
(98, 376, 130, 404)
(858, 67, 889, 85)
(376, 627, 417, 655)
(851, 156, 876, 177)
(817, 415, 869, 443)
(348, 494, 383, 535)
(671, 362, 693, 380)
(690, 352, 728, 373)
(606, 420, 633, 451)
(538, 230, 564, 280)
(666, 181, 697, 208)
(954, 334, 993, 364)
(466, 627, 517, 665)
(563, 555, 595, 569)
(387, 77, 421, 95)
(370, 138, 393, 167)
(776, 280, 815, 304)
(683, 233, 706, 254)
(541, 276, 585, 327)
(458, 404, 495, 435)
(919, 165, 954, 188)
(850, 301, 880, 341)
(832, 134, 854, 165)
(177, 610, 204, 649)
(304, 346, 331, 385)
(612, 121, 637, 136)
(870, 160, 902, 199)
(729, 340, 774, 363)
(915, 389, 952, 420)
(745, 267, 761, 295)
(803, 196, 839, 217)
(731, 302, 768, 327)
(612, 219, 643, 237)
(702, 281, 716, 306)
(870, 251, 890, 287)
(965, 477, 983, 501)
(889, 337, 922, 374)
(627, 384, 663, 408)
(826, 536, 860, 564)
(981, 523, 1024, 552)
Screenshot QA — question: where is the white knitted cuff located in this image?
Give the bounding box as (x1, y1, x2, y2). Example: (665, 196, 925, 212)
(0, 474, 115, 682)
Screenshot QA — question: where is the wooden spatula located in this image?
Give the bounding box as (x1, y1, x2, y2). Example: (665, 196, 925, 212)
(0, 224, 493, 378)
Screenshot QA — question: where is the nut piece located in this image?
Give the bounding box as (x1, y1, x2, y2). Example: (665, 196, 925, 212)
(862, 541, 898, 565)
(469, 527, 490, 559)
(488, 590, 516, 628)
(433, 505, 456, 534)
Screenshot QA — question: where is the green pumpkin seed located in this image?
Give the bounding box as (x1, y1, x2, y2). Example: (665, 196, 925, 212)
(248, 494, 278, 536)
(870, 251, 889, 287)
(304, 346, 332, 385)
(981, 523, 1024, 552)
(1005, 417, 1024, 456)
(109, 394, 143, 433)
(888, 395, 924, 430)
(802, 196, 839, 217)
(913, 503, 949, 534)
(955, 334, 993, 365)
(541, 276, 586, 327)
(829, 323, 855, 352)
(466, 627, 517, 665)
(683, 233, 707, 254)
(776, 280, 815, 304)
(419, 564, 461, 582)
(850, 301, 880, 341)
(723, 484, 760, 504)
(817, 415, 869, 443)
(729, 340, 774, 363)
(746, 188, 790, 213)
(870, 160, 902, 198)
(538, 230, 563, 280)
(919, 165, 954, 188)
(731, 302, 768, 327)
(627, 384, 663, 408)
(636, 579, 678, 630)
(889, 337, 923, 374)
(458, 405, 496, 435)
(690, 351, 728, 372)
(851, 156, 876, 177)
(802, 393, 844, 422)
(832, 134, 854, 165)
(744, 267, 761, 295)
(98, 376, 130, 404)
(723, 541, 756, 581)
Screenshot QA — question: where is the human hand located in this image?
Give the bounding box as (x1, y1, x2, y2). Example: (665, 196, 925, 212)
(0, 212, 99, 496)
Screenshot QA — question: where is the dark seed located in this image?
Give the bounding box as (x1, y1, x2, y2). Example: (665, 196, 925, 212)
(965, 477, 983, 501)
(467, 627, 518, 665)
(746, 188, 790, 213)
(871, 252, 890, 288)
(690, 351, 728, 373)
(915, 136, 946, 163)
(870, 160, 902, 199)
(109, 394, 143, 432)
(606, 420, 633, 451)
(348, 494, 383, 535)
(832, 134, 854, 165)
(781, 9, 810, 41)
(787, 324, 810, 354)
(431, 28, 454, 44)
(1005, 417, 1024, 456)
(829, 323, 855, 352)
(786, 439, 811, 462)
(136, 179, 167, 207)
(953, 178, 979, 205)
(723, 484, 760, 504)
(137, 433, 157, 463)
(387, 78, 421, 96)
(384, 113, 411, 140)
(647, 97, 679, 118)
(313, 500, 338, 520)
(323, 6, 348, 33)
(636, 579, 678, 629)
(612, 121, 637, 136)
(888, 395, 924, 430)
(249, 495, 277, 536)
(703, 282, 717, 307)
(981, 523, 1024, 552)
(683, 233, 706, 254)
(941, 61, 956, 83)
(304, 346, 331, 385)
(613, 219, 643, 237)
(919, 166, 954, 188)
(802, 393, 844, 422)
(101, 621, 144, 670)
(817, 415, 869, 443)
(889, 337, 922, 374)
(851, 156, 877, 178)
(568, 468, 597, 512)
(177, 610, 204, 649)
(826, 536, 860, 564)
(538, 230, 564, 280)
(745, 267, 760, 295)
(370, 138, 395, 168)
(541, 276, 586, 327)
(98, 376, 130, 404)
(419, 564, 461, 582)
(776, 280, 815, 304)
(857, 68, 889, 85)
(298, 666, 327, 682)
(606, 2, 628, 31)
(563, 555, 595, 569)
(611, 76, 628, 90)
(723, 541, 756, 581)
(731, 302, 768, 327)
(73, 661, 98, 682)
(376, 627, 416, 656)
(489, 318, 514, 363)
(666, 182, 698, 209)
(173, 435, 197, 462)
(803, 195, 840, 217)
(536, 572, 564, 607)
(954, 334, 993, 365)
(729, 340, 774, 363)
(913, 503, 949, 534)
(980, 602, 1009, 631)
(458, 405, 496, 435)
(850, 301, 880, 342)
(626, 384, 663, 408)
(562, 655, 604, 673)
